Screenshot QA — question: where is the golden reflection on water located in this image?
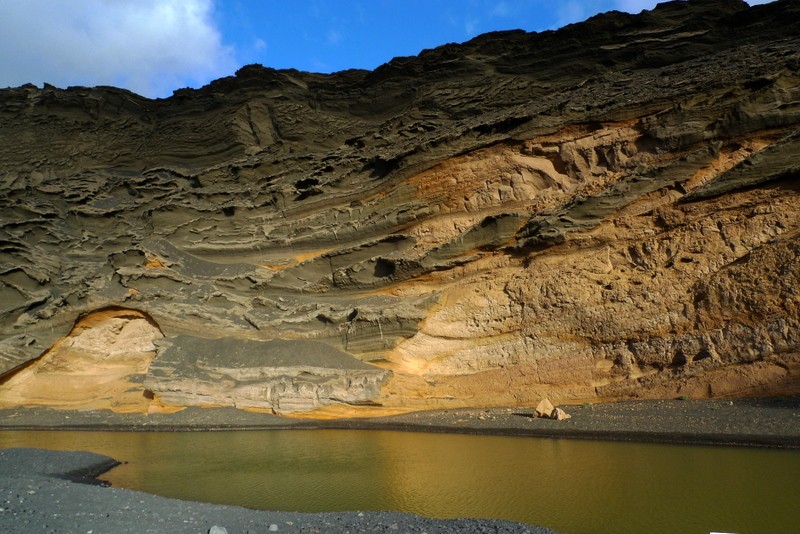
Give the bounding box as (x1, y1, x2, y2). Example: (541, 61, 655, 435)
(1, 429, 799, 534)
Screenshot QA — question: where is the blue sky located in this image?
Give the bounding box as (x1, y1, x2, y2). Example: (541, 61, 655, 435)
(0, 0, 777, 99)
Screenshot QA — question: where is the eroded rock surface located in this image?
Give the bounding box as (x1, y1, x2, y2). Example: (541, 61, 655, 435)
(0, 308, 164, 412)
(146, 336, 391, 414)
(1, 0, 800, 415)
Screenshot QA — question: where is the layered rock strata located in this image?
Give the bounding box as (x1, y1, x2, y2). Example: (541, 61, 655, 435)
(1, 0, 799, 415)
(146, 336, 391, 414)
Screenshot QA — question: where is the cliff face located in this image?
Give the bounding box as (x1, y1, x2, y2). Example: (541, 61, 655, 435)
(1, 0, 799, 415)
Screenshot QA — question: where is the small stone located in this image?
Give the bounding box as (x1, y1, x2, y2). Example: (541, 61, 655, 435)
(535, 398, 555, 418)
(209, 527, 228, 534)
(269, 524, 279, 532)
(552, 407, 572, 420)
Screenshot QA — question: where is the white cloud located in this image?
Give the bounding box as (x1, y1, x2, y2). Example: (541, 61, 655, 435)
(0, 0, 236, 98)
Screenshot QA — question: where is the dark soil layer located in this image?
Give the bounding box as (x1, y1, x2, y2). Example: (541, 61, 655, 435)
(1, 397, 799, 448)
(0, 448, 554, 533)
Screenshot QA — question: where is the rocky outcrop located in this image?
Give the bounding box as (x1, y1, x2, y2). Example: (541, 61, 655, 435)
(1, 0, 799, 415)
(145, 336, 391, 414)
(0, 308, 165, 412)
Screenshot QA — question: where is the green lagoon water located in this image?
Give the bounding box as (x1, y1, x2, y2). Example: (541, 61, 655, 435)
(1, 429, 798, 534)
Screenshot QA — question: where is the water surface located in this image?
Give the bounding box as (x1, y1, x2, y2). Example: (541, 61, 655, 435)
(1, 430, 798, 534)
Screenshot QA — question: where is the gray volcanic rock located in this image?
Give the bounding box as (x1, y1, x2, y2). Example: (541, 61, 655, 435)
(1, 0, 800, 415)
(146, 335, 391, 413)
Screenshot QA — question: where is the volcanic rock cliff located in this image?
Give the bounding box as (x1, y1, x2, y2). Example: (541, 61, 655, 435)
(1, 0, 799, 416)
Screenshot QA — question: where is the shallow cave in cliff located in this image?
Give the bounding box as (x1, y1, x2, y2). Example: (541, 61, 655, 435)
(0, 307, 164, 412)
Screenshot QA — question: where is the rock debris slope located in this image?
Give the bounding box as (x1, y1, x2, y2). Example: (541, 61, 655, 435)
(1, 0, 799, 415)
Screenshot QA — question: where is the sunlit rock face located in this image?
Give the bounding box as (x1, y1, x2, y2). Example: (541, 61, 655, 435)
(1, 0, 800, 415)
(0, 309, 164, 413)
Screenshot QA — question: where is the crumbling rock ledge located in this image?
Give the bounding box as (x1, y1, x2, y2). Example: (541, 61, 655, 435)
(146, 335, 391, 414)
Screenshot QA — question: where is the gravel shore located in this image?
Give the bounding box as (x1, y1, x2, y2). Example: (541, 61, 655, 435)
(1, 397, 799, 448)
